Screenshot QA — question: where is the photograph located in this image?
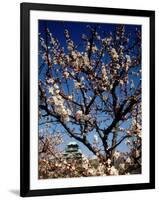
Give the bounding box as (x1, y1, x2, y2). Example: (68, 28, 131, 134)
(20, 3, 155, 196)
(38, 20, 142, 179)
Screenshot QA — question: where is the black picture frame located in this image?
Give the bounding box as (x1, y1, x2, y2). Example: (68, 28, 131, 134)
(20, 2, 155, 197)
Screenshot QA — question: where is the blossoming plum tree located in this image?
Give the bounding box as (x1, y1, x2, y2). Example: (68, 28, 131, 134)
(38, 23, 142, 176)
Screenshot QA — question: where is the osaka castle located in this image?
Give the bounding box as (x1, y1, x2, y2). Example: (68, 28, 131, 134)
(63, 141, 82, 159)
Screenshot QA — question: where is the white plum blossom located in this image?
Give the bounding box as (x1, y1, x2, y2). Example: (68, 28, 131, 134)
(74, 81, 81, 89)
(83, 53, 90, 66)
(47, 85, 71, 123)
(119, 163, 125, 170)
(125, 55, 131, 65)
(102, 95, 108, 101)
(48, 87, 54, 95)
(119, 79, 124, 85)
(113, 151, 120, 160)
(107, 158, 111, 166)
(109, 166, 119, 175)
(110, 48, 119, 61)
(39, 36, 47, 50)
(119, 127, 124, 132)
(80, 76, 85, 82)
(48, 84, 60, 95)
(46, 78, 54, 84)
(133, 149, 140, 158)
(54, 83, 59, 90)
(71, 51, 78, 60)
(125, 139, 131, 146)
(64, 29, 69, 39)
(126, 130, 132, 136)
(126, 157, 131, 164)
(81, 34, 87, 40)
(96, 35, 101, 40)
(93, 135, 99, 143)
(101, 65, 107, 79)
(130, 80, 135, 89)
(55, 89, 60, 94)
(86, 42, 91, 51)
(68, 42, 74, 51)
(102, 37, 112, 46)
(92, 45, 98, 53)
(63, 71, 69, 78)
(67, 95, 73, 100)
(75, 110, 83, 121)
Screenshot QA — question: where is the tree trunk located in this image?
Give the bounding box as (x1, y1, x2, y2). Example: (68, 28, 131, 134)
(110, 123, 119, 164)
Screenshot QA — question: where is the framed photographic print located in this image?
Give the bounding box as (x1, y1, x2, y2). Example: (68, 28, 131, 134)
(20, 2, 155, 197)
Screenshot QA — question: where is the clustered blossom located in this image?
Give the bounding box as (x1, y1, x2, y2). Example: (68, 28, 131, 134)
(39, 34, 47, 50)
(111, 151, 140, 175)
(93, 134, 99, 144)
(75, 110, 92, 123)
(92, 45, 98, 53)
(75, 110, 83, 121)
(39, 145, 124, 178)
(102, 36, 112, 46)
(64, 29, 75, 51)
(101, 65, 107, 80)
(109, 48, 119, 61)
(63, 69, 69, 79)
(109, 166, 119, 176)
(47, 83, 71, 123)
(113, 151, 121, 160)
(74, 81, 81, 89)
(125, 54, 132, 72)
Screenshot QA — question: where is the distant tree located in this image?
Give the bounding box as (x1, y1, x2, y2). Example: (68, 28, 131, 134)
(38, 23, 141, 175)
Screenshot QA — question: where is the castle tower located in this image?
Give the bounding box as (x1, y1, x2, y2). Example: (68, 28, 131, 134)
(63, 141, 82, 159)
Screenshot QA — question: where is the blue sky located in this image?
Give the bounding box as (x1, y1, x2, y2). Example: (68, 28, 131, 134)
(38, 20, 141, 157)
